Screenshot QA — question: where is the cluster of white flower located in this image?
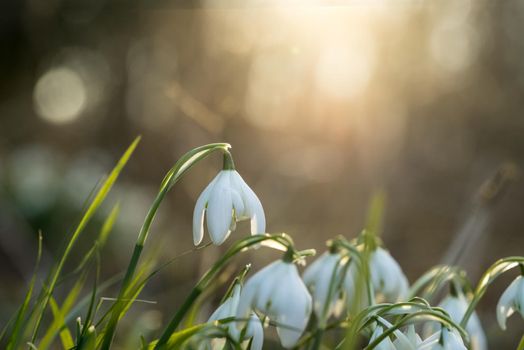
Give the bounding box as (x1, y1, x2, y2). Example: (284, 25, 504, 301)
(191, 163, 524, 350)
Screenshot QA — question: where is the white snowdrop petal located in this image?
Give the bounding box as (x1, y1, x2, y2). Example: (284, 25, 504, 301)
(275, 285, 312, 348)
(497, 276, 520, 330)
(237, 260, 280, 323)
(446, 329, 468, 350)
(518, 278, 524, 318)
(231, 171, 266, 235)
(228, 171, 245, 216)
(249, 197, 266, 235)
(302, 252, 327, 284)
(206, 183, 233, 245)
(406, 324, 423, 345)
(192, 193, 208, 246)
(370, 248, 409, 302)
(245, 313, 264, 350)
(303, 253, 342, 319)
(230, 189, 245, 220)
(192, 174, 219, 245)
(237, 281, 258, 321)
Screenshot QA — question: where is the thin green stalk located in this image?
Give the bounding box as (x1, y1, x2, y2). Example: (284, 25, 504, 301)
(460, 256, 524, 328)
(6, 232, 42, 350)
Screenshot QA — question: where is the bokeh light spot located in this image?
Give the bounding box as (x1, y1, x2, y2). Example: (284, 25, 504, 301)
(33, 67, 87, 124)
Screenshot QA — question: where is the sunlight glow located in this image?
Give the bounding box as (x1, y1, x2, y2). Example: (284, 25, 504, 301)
(315, 42, 375, 99)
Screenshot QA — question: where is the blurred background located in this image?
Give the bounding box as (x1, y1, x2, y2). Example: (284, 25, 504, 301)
(0, 0, 523, 348)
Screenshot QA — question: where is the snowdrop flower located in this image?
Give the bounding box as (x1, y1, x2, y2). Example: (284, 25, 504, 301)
(236, 259, 312, 348)
(193, 168, 265, 245)
(497, 274, 524, 330)
(369, 247, 409, 302)
(418, 327, 467, 350)
(206, 284, 264, 350)
(303, 251, 345, 322)
(426, 290, 486, 350)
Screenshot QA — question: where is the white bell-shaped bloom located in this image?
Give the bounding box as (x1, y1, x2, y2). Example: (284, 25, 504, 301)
(236, 259, 312, 348)
(497, 275, 524, 330)
(303, 252, 345, 321)
(369, 247, 409, 302)
(426, 292, 487, 350)
(418, 328, 467, 350)
(193, 170, 265, 245)
(206, 284, 264, 350)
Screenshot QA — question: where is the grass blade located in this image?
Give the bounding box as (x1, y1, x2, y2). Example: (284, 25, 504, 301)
(5, 232, 43, 350)
(29, 136, 140, 344)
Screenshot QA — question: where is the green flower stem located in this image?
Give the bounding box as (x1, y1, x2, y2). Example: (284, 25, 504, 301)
(460, 256, 524, 328)
(101, 143, 231, 350)
(310, 328, 324, 350)
(223, 151, 235, 170)
(153, 233, 296, 349)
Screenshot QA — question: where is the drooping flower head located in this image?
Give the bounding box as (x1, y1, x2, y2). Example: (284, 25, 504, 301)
(236, 258, 312, 348)
(369, 247, 409, 302)
(193, 154, 265, 245)
(496, 274, 524, 330)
